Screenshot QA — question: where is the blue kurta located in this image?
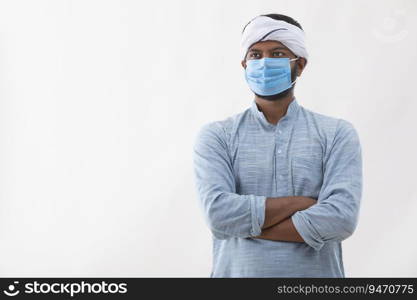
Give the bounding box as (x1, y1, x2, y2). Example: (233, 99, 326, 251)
(192, 97, 363, 277)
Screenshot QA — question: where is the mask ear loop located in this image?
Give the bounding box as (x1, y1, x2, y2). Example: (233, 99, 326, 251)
(289, 56, 299, 86)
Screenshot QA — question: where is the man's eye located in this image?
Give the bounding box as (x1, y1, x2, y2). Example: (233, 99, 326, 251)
(250, 53, 260, 58)
(273, 52, 285, 56)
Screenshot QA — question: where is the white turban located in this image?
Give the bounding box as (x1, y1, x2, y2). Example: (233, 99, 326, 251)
(241, 16, 308, 62)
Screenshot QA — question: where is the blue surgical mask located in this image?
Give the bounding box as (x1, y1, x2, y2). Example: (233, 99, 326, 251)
(244, 57, 298, 96)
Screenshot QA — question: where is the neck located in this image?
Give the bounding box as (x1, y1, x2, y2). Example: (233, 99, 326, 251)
(254, 92, 295, 125)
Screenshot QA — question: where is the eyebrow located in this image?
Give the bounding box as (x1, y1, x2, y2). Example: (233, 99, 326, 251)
(249, 47, 288, 52)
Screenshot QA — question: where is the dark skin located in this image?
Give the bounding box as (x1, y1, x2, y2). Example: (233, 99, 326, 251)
(255, 196, 317, 242)
(241, 40, 313, 242)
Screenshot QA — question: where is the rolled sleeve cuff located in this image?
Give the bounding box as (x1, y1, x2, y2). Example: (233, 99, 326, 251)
(291, 211, 324, 251)
(250, 195, 267, 237)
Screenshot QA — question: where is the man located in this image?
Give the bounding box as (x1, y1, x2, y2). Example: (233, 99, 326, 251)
(192, 13, 362, 277)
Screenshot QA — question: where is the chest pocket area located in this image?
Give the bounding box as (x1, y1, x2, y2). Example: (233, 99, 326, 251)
(291, 156, 323, 197)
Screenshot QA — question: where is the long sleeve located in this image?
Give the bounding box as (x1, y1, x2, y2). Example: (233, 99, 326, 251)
(192, 122, 267, 240)
(291, 119, 363, 251)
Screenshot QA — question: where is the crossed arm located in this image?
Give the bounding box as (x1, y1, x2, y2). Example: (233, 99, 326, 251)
(193, 120, 362, 250)
(251, 196, 317, 242)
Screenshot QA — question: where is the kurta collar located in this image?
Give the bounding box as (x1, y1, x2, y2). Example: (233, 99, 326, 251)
(250, 97, 300, 128)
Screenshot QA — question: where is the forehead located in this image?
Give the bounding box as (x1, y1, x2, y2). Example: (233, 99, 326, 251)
(248, 40, 289, 51)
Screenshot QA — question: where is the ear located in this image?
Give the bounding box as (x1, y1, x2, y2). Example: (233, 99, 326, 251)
(241, 60, 247, 69)
(296, 57, 307, 77)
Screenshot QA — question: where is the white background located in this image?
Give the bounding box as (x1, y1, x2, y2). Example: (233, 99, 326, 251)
(0, 0, 416, 277)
